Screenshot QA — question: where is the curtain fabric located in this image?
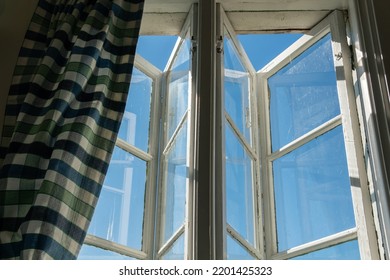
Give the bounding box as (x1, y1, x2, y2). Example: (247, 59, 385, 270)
(0, 0, 144, 259)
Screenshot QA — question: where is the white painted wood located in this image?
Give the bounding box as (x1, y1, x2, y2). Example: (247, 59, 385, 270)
(225, 112, 258, 161)
(138, 59, 162, 259)
(257, 71, 277, 258)
(219, 0, 348, 11)
(134, 55, 162, 77)
(271, 228, 358, 260)
(222, 7, 263, 260)
(226, 11, 330, 33)
(215, 3, 228, 260)
(268, 115, 343, 161)
(140, 0, 349, 35)
(330, 10, 380, 259)
(84, 234, 148, 259)
(162, 110, 188, 155)
(258, 10, 380, 260)
(348, 0, 390, 259)
(227, 224, 263, 259)
(116, 138, 153, 162)
(143, 0, 348, 13)
(156, 9, 194, 259)
(187, 5, 198, 260)
(157, 224, 185, 258)
(140, 13, 188, 35)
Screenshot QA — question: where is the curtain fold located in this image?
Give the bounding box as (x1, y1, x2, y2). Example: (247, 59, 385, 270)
(0, 0, 144, 259)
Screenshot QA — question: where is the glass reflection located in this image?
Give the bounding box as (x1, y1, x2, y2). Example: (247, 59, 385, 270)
(87, 146, 147, 251)
(161, 123, 188, 245)
(224, 34, 251, 142)
(291, 240, 360, 260)
(273, 126, 355, 251)
(161, 234, 185, 260)
(225, 122, 255, 245)
(119, 67, 153, 152)
(227, 235, 255, 260)
(166, 35, 191, 140)
(269, 33, 340, 151)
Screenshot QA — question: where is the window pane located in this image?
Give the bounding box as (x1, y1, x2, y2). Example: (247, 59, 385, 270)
(88, 146, 147, 250)
(269, 33, 340, 151)
(166, 35, 191, 140)
(227, 235, 255, 260)
(291, 240, 360, 260)
(273, 126, 355, 251)
(225, 122, 255, 245)
(119, 67, 153, 152)
(161, 234, 185, 260)
(136, 36, 178, 71)
(161, 123, 188, 244)
(78, 245, 136, 260)
(224, 34, 251, 142)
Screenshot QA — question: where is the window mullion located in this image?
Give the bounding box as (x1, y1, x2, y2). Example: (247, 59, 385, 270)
(225, 111, 257, 160)
(226, 224, 262, 259)
(193, 0, 218, 260)
(330, 10, 380, 259)
(84, 234, 148, 260)
(271, 228, 358, 260)
(267, 115, 342, 162)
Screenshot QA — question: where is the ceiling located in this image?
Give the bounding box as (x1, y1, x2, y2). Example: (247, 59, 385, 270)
(141, 0, 349, 34)
(0, 0, 350, 36)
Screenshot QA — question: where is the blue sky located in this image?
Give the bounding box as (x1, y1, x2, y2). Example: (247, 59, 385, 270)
(136, 33, 302, 71)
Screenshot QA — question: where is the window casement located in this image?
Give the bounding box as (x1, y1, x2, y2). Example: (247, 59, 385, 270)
(79, 4, 382, 260)
(79, 56, 162, 260)
(258, 11, 379, 260)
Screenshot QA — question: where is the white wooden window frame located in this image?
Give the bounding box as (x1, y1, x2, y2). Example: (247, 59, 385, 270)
(156, 7, 197, 260)
(257, 10, 379, 260)
(81, 2, 387, 260)
(217, 6, 263, 260)
(83, 55, 162, 260)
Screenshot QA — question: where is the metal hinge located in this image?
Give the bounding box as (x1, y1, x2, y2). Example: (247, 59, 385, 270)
(216, 35, 223, 54)
(349, 45, 356, 70)
(191, 36, 197, 56)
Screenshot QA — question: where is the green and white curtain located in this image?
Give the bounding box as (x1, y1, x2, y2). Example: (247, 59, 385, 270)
(0, 0, 144, 259)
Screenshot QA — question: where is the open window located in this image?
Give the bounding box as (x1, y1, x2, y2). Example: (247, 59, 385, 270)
(79, 55, 162, 260)
(78, 5, 381, 260)
(258, 11, 378, 260)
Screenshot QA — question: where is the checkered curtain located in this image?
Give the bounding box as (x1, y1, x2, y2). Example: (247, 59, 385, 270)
(0, 0, 144, 259)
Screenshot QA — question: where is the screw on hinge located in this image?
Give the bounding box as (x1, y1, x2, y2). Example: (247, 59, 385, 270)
(335, 52, 343, 61)
(216, 36, 223, 54)
(191, 36, 197, 54)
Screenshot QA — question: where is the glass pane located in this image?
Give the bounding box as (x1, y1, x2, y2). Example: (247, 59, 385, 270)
(161, 234, 185, 260)
(161, 123, 188, 244)
(269, 33, 340, 151)
(224, 33, 251, 142)
(227, 235, 255, 260)
(273, 126, 355, 252)
(78, 245, 136, 260)
(136, 35, 178, 71)
(225, 122, 255, 245)
(166, 34, 191, 140)
(291, 240, 360, 260)
(238, 34, 302, 71)
(119, 67, 153, 152)
(88, 146, 147, 250)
